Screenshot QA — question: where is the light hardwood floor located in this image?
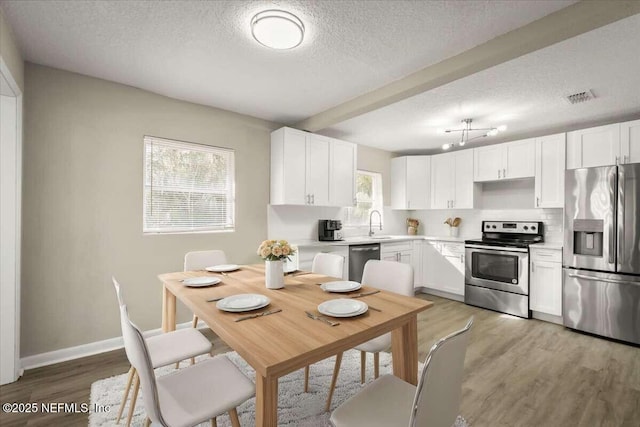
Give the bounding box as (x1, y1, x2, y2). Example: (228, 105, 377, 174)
(1, 294, 638, 426)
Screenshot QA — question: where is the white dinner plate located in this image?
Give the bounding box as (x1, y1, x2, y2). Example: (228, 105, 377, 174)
(182, 277, 222, 287)
(206, 264, 240, 273)
(216, 294, 271, 312)
(320, 281, 362, 293)
(318, 299, 368, 318)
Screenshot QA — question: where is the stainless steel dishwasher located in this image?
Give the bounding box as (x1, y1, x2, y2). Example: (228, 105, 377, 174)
(349, 243, 380, 282)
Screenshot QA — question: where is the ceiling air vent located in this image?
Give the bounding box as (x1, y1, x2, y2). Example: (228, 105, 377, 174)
(565, 90, 595, 105)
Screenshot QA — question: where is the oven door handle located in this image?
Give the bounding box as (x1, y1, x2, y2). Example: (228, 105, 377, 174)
(465, 244, 529, 253)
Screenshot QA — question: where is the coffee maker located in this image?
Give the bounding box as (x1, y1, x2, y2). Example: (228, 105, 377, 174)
(318, 220, 343, 241)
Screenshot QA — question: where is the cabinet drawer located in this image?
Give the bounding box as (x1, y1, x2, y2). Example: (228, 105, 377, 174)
(381, 241, 413, 252)
(530, 248, 562, 263)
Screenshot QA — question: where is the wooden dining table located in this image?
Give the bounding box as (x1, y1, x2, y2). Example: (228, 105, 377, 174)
(159, 264, 433, 427)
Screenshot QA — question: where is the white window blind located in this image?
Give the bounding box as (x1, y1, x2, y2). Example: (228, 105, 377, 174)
(143, 136, 235, 234)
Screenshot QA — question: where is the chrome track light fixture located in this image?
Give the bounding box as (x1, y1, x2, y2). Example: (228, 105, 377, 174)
(442, 118, 507, 150)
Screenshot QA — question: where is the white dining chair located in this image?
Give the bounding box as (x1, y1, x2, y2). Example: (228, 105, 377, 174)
(325, 259, 414, 411)
(312, 252, 345, 279)
(118, 295, 255, 427)
(112, 278, 213, 427)
(303, 252, 346, 392)
(184, 250, 228, 356)
(330, 317, 473, 427)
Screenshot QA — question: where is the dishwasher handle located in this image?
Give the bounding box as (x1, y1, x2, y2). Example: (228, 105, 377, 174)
(351, 247, 380, 252)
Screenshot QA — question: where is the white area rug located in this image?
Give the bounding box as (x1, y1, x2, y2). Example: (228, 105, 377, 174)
(90, 350, 469, 426)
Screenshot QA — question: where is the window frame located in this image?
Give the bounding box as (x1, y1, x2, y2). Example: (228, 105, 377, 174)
(343, 169, 384, 229)
(142, 135, 236, 235)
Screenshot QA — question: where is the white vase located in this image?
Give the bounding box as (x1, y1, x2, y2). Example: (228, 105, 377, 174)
(265, 260, 285, 289)
(449, 227, 459, 237)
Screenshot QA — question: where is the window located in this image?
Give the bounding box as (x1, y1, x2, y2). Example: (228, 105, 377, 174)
(143, 136, 235, 234)
(344, 170, 383, 227)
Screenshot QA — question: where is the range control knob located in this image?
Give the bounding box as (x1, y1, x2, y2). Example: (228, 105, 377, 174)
(523, 226, 529, 230)
(531, 225, 536, 230)
(492, 225, 497, 229)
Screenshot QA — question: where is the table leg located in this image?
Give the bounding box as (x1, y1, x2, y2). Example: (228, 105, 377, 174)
(255, 374, 278, 427)
(391, 315, 418, 385)
(162, 285, 176, 333)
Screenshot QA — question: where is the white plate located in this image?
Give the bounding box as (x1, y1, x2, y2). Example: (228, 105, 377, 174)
(217, 294, 271, 313)
(318, 299, 368, 318)
(321, 281, 362, 293)
(182, 277, 222, 287)
(206, 264, 240, 273)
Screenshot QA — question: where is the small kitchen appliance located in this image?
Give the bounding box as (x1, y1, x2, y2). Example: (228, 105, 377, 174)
(318, 220, 343, 241)
(464, 221, 544, 318)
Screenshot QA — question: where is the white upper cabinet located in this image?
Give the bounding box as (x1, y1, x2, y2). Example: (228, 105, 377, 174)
(535, 133, 566, 208)
(566, 123, 621, 169)
(271, 127, 356, 206)
(620, 119, 640, 164)
(391, 156, 430, 209)
(330, 138, 357, 207)
(474, 139, 535, 181)
(430, 150, 475, 209)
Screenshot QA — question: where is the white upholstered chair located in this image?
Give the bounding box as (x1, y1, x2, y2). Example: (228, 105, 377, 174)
(184, 250, 228, 349)
(312, 252, 345, 279)
(112, 278, 213, 427)
(117, 291, 254, 427)
(330, 317, 473, 427)
(325, 259, 414, 411)
(303, 252, 346, 392)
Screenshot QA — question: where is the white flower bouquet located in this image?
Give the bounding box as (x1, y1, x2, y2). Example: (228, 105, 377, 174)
(257, 239, 296, 261)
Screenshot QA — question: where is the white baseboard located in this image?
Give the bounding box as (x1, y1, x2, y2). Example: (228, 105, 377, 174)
(20, 320, 207, 371)
(532, 311, 564, 325)
(416, 287, 465, 302)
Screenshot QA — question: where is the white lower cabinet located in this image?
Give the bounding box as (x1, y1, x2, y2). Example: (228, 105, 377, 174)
(381, 242, 413, 267)
(421, 240, 465, 297)
(529, 248, 562, 317)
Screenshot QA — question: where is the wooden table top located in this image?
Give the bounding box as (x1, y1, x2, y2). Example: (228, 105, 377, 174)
(159, 264, 432, 378)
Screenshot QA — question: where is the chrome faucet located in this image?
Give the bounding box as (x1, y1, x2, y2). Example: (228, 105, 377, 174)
(369, 210, 382, 237)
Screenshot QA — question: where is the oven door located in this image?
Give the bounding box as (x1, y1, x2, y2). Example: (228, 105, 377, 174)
(465, 244, 529, 295)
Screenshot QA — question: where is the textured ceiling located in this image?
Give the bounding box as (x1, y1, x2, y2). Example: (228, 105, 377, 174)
(320, 14, 640, 153)
(1, 0, 574, 125)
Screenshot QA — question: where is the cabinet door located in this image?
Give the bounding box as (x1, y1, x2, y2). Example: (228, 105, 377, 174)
(441, 253, 465, 296)
(535, 133, 566, 208)
(473, 145, 503, 181)
(281, 129, 307, 204)
(421, 242, 441, 289)
(399, 250, 412, 266)
(620, 119, 640, 164)
(430, 153, 454, 209)
(390, 157, 407, 209)
(406, 156, 430, 209)
(453, 150, 475, 208)
(306, 135, 330, 206)
(330, 139, 357, 207)
(566, 123, 621, 169)
(530, 260, 562, 316)
(505, 139, 535, 179)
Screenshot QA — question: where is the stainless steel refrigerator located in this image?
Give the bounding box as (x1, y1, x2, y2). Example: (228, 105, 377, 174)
(564, 164, 640, 345)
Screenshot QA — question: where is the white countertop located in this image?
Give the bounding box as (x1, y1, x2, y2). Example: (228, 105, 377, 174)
(292, 235, 473, 248)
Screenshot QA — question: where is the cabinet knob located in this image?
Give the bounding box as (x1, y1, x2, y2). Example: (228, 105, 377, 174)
(536, 197, 540, 207)
(498, 169, 501, 179)
(311, 194, 315, 204)
(503, 168, 506, 178)
(623, 155, 628, 164)
(615, 156, 619, 165)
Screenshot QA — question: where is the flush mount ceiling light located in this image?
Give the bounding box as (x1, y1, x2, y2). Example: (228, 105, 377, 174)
(441, 118, 507, 150)
(251, 10, 305, 50)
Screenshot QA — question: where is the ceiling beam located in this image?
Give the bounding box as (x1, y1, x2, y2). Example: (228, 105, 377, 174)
(295, 0, 640, 132)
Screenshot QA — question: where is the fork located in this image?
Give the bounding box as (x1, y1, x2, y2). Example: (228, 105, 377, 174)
(305, 311, 340, 326)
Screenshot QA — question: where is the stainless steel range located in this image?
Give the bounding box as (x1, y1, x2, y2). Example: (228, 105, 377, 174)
(464, 221, 544, 318)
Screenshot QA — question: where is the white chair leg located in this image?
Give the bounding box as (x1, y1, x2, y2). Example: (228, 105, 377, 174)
(211, 418, 217, 427)
(374, 352, 380, 379)
(304, 365, 310, 392)
(116, 366, 135, 424)
(325, 352, 343, 412)
(229, 408, 241, 427)
(360, 351, 366, 384)
(143, 417, 151, 427)
(125, 372, 140, 427)
(190, 314, 199, 365)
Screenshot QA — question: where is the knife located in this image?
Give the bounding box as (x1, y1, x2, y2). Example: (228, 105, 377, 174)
(234, 308, 282, 322)
(350, 290, 380, 298)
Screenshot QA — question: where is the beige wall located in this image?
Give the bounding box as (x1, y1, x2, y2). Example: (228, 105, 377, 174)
(22, 64, 277, 356)
(356, 144, 393, 203)
(0, 8, 23, 92)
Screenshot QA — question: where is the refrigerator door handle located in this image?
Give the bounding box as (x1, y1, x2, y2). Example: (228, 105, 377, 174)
(568, 273, 639, 286)
(608, 170, 616, 265)
(617, 167, 625, 269)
